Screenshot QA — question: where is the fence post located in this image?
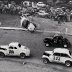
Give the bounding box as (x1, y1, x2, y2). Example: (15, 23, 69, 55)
(65, 28, 68, 34)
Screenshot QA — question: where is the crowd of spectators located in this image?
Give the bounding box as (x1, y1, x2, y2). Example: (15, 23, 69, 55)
(0, 1, 22, 15)
(0, 0, 72, 23)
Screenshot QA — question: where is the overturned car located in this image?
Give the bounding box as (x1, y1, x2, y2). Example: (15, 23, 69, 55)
(43, 35, 71, 48)
(20, 15, 37, 32)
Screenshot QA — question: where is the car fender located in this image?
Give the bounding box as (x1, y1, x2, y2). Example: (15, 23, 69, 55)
(42, 55, 51, 62)
(20, 49, 29, 55)
(0, 51, 6, 56)
(0, 50, 8, 55)
(20, 51, 26, 55)
(64, 58, 72, 63)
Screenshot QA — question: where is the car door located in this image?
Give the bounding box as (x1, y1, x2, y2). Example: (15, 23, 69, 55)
(9, 46, 19, 56)
(9, 46, 14, 56)
(60, 53, 70, 63)
(12, 47, 19, 56)
(53, 53, 61, 63)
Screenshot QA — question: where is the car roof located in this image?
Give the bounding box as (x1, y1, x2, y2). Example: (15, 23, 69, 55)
(54, 48, 69, 54)
(9, 42, 19, 47)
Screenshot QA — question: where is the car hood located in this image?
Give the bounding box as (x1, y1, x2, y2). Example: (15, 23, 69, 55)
(0, 45, 9, 49)
(45, 51, 53, 54)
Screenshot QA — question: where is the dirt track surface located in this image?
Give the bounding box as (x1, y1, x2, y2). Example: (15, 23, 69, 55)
(0, 27, 72, 72)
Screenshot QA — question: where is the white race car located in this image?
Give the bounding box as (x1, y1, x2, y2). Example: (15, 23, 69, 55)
(0, 42, 30, 58)
(42, 48, 72, 67)
(20, 16, 37, 32)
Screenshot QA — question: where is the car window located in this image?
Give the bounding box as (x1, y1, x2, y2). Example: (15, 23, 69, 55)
(53, 36, 63, 40)
(9, 46, 13, 49)
(18, 44, 21, 47)
(53, 53, 60, 56)
(61, 53, 70, 58)
(43, 52, 50, 56)
(53, 36, 58, 43)
(13, 47, 17, 49)
(53, 36, 58, 40)
(0, 47, 7, 50)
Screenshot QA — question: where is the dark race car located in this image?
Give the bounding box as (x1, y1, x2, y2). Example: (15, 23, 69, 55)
(43, 35, 71, 48)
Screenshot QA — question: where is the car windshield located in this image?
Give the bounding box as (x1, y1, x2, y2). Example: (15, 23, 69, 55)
(9, 46, 13, 49)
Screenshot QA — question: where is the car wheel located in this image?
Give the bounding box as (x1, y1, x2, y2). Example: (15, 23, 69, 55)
(0, 52, 5, 58)
(42, 58, 49, 64)
(63, 44, 67, 48)
(65, 61, 71, 67)
(20, 53, 26, 59)
(45, 43, 49, 47)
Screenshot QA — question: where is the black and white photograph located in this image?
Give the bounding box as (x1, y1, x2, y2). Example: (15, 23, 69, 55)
(0, 0, 72, 72)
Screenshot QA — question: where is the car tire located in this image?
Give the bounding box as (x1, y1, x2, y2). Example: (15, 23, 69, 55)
(63, 44, 67, 48)
(65, 61, 72, 67)
(0, 52, 5, 58)
(20, 53, 26, 59)
(45, 43, 49, 47)
(42, 58, 49, 64)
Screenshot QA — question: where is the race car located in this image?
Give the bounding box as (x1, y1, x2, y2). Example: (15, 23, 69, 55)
(42, 48, 72, 67)
(0, 42, 30, 58)
(20, 15, 37, 32)
(43, 35, 71, 48)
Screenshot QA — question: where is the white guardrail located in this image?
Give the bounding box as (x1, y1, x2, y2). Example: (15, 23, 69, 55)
(0, 27, 71, 36)
(0, 27, 27, 31)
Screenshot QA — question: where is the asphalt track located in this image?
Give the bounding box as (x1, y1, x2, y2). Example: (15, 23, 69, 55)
(0, 14, 72, 72)
(0, 26, 60, 33)
(0, 14, 72, 59)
